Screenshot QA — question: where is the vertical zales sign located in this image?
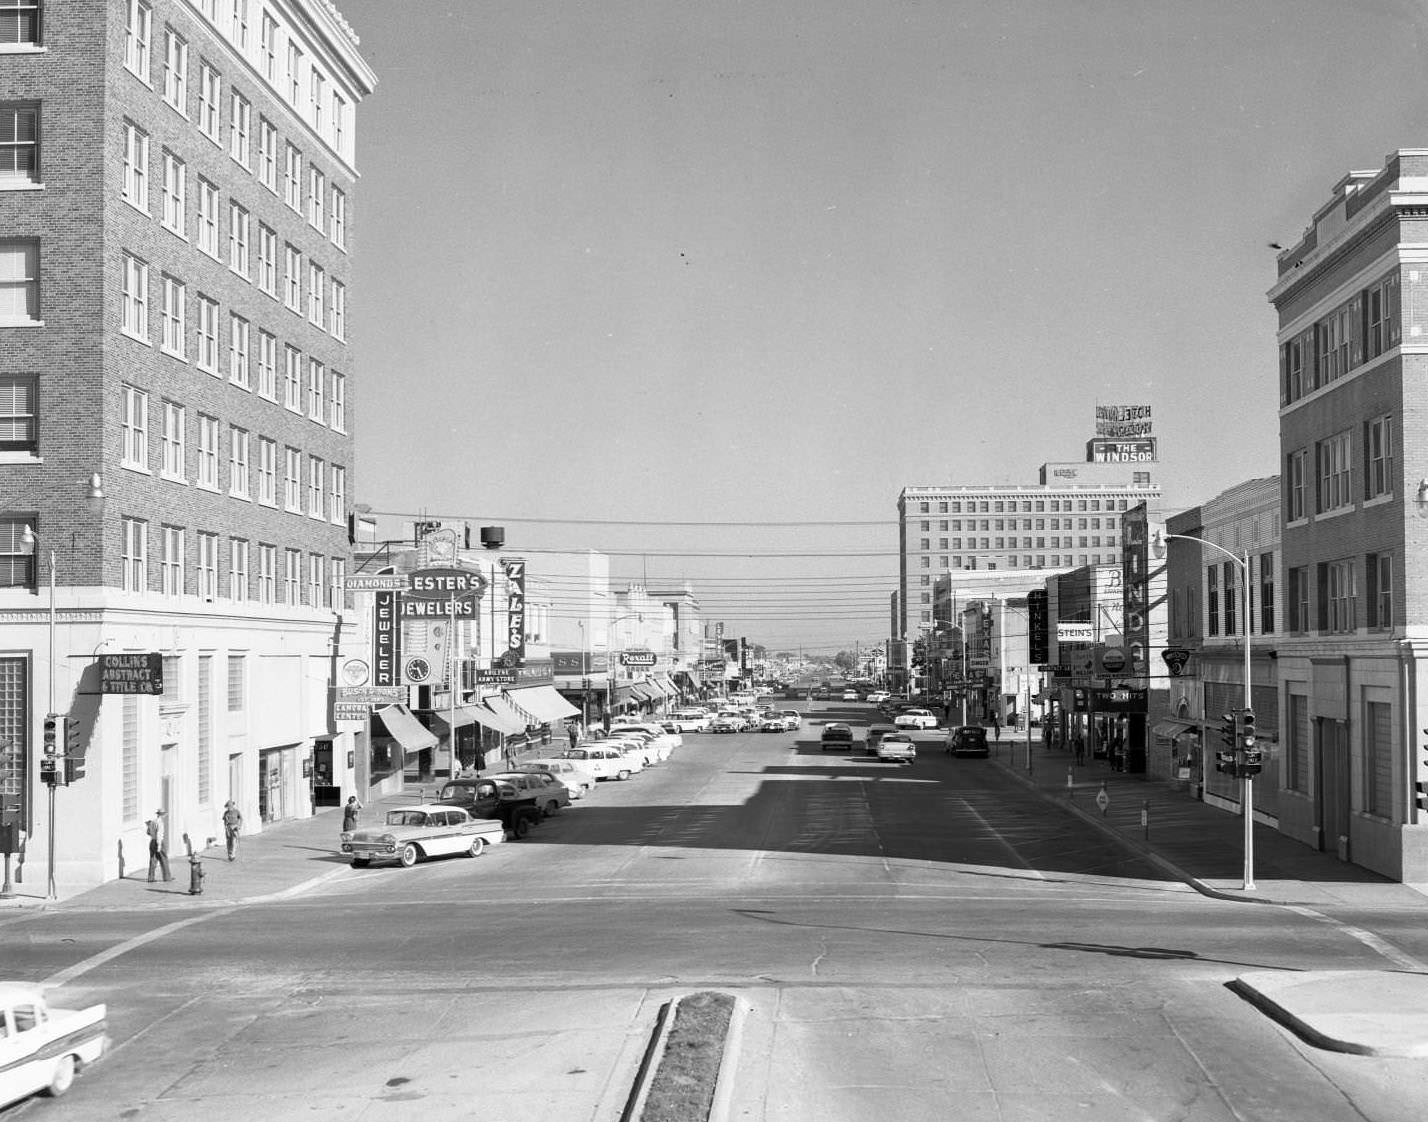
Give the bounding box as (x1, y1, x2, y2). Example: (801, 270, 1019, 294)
(503, 558, 526, 666)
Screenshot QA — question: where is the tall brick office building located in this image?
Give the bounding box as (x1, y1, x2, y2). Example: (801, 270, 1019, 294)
(1, 1, 375, 891)
(1268, 151, 1428, 880)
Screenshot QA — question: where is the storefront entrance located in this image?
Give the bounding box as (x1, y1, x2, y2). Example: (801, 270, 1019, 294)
(258, 746, 295, 823)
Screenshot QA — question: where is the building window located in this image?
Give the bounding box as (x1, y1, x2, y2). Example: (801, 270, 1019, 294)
(310, 68, 325, 132)
(307, 261, 323, 326)
(309, 165, 325, 230)
(307, 455, 323, 517)
(307, 358, 324, 421)
(1222, 561, 1237, 636)
(125, 1, 152, 81)
(1364, 700, 1393, 818)
(286, 40, 303, 104)
(257, 437, 276, 505)
(1259, 551, 1274, 634)
(121, 385, 148, 470)
(1206, 565, 1218, 637)
(196, 652, 212, 801)
(162, 28, 187, 112)
(228, 425, 249, 498)
(160, 274, 185, 357)
(0, 238, 38, 325)
(228, 539, 248, 602)
(284, 446, 301, 511)
(161, 150, 184, 234)
(257, 544, 276, 604)
(257, 330, 276, 399)
(195, 294, 219, 372)
(256, 223, 276, 295)
(121, 516, 148, 591)
(1366, 272, 1400, 360)
(227, 653, 246, 710)
(1, 0, 41, 45)
(1285, 445, 1308, 519)
(197, 61, 221, 142)
(196, 413, 219, 489)
(228, 313, 249, 387)
(284, 243, 301, 310)
(330, 372, 345, 431)
(330, 187, 345, 248)
(1366, 414, 1393, 500)
(260, 11, 276, 80)
(197, 531, 218, 599)
(328, 465, 344, 524)
(197, 178, 219, 257)
(0, 517, 34, 586)
(0, 373, 36, 454)
(283, 345, 302, 411)
(0, 103, 39, 186)
(160, 525, 184, 595)
(230, 0, 249, 48)
(1367, 552, 1392, 630)
(283, 142, 301, 210)
(160, 400, 184, 479)
(1281, 333, 1306, 404)
(333, 94, 347, 153)
(1321, 558, 1356, 633)
(283, 547, 301, 604)
(1317, 431, 1352, 513)
(228, 201, 249, 276)
(309, 552, 324, 608)
(258, 117, 277, 190)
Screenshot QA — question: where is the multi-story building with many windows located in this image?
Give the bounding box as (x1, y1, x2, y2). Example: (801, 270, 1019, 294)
(896, 458, 1161, 640)
(0, 1, 375, 892)
(1268, 151, 1428, 880)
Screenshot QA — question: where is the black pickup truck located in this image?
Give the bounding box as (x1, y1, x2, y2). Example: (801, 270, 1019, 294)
(436, 777, 541, 839)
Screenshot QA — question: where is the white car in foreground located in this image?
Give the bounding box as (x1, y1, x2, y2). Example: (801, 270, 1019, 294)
(563, 744, 640, 779)
(0, 982, 107, 1105)
(894, 708, 940, 730)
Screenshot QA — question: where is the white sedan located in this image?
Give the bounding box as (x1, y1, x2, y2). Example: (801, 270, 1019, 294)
(525, 757, 597, 794)
(867, 691, 891, 703)
(893, 707, 940, 730)
(563, 745, 640, 780)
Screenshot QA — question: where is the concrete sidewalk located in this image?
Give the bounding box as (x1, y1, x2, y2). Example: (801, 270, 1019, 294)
(985, 735, 1428, 1056)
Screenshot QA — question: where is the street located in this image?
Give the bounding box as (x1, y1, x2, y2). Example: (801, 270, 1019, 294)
(5, 702, 1428, 1121)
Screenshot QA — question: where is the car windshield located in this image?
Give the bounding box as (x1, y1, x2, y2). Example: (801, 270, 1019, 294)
(439, 782, 496, 800)
(386, 810, 430, 827)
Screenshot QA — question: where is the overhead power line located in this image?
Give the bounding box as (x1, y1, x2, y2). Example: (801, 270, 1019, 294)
(367, 508, 896, 528)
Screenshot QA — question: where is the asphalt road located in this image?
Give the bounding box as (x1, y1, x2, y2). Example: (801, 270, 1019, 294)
(6, 701, 1428, 1121)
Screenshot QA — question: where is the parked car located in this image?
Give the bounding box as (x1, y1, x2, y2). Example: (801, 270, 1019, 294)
(667, 709, 711, 732)
(759, 715, 789, 732)
(602, 731, 664, 766)
(866, 691, 891, 703)
(947, 725, 990, 758)
(434, 778, 542, 839)
(874, 731, 917, 764)
(820, 723, 854, 751)
(341, 804, 507, 867)
(894, 707, 939, 730)
(709, 716, 741, 734)
(524, 757, 596, 794)
(610, 722, 681, 753)
(0, 982, 107, 1105)
(841, 690, 859, 701)
(486, 771, 572, 817)
(561, 745, 638, 780)
(779, 710, 803, 730)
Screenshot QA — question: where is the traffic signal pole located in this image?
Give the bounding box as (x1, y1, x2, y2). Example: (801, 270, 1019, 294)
(1240, 546, 1255, 891)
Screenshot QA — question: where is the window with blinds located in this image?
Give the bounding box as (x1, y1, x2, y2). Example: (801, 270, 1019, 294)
(1364, 700, 1393, 818)
(122, 696, 139, 822)
(1287, 692, 1309, 793)
(197, 655, 211, 804)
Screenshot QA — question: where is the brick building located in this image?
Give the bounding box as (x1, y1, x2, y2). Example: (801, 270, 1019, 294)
(1268, 151, 1428, 880)
(0, 1, 375, 892)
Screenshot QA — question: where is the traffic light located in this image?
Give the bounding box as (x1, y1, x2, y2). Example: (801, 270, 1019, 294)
(1417, 728, 1428, 812)
(1217, 711, 1238, 774)
(64, 715, 87, 784)
(42, 714, 58, 757)
(1238, 709, 1261, 776)
(1239, 709, 1257, 751)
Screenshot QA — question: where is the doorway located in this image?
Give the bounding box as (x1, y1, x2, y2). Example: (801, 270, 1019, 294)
(1316, 718, 1350, 856)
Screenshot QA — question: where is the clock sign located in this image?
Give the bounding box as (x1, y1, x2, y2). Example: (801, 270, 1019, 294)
(403, 656, 433, 684)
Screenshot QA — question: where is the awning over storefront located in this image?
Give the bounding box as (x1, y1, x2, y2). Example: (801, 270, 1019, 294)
(481, 696, 531, 735)
(373, 705, 438, 757)
(657, 675, 678, 696)
(630, 683, 658, 702)
(612, 685, 637, 708)
(424, 704, 485, 738)
(1150, 717, 1201, 739)
(506, 684, 580, 723)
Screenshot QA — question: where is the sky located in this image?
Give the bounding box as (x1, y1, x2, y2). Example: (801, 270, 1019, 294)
(334, 0, 1428, 653)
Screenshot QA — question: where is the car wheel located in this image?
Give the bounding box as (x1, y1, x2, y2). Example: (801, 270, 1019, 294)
(398, 843, 419, 868)
(351, 857, 370, 868)
(513, 814, 533, 839)
(618, 769, 631, 781)
(468, 836, 486, 858)
(543, 800, 559, 818)
(46, 1054, 76, 1097)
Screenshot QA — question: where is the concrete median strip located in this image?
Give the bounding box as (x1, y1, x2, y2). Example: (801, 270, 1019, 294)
(623, 991, 746, 1122)
(1231, 970, 1428, 1058)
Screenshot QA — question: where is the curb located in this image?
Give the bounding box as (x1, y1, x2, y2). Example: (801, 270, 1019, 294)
(621, 997, 676, 1122)
(621, 991, 746, 1122)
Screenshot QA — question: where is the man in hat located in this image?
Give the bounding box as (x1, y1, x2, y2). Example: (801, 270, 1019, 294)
(146, 810, 172, 882)
(221, 800, 243, 861)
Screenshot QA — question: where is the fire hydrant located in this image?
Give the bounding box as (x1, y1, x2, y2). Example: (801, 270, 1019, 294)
(188, 853, 205, 895)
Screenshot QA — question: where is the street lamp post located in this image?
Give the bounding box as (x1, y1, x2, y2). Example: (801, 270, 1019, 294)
(1153, 530, 1255, 891)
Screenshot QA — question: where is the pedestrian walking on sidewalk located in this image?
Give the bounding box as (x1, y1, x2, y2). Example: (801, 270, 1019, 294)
(1073, 734, 1086, 765)
(992, 714, 1001, 742)
(568, 721, 579, 750)
(221, 801, 243, 861)
(146, 810, 173, 882)
(342, 795, 363, 833)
